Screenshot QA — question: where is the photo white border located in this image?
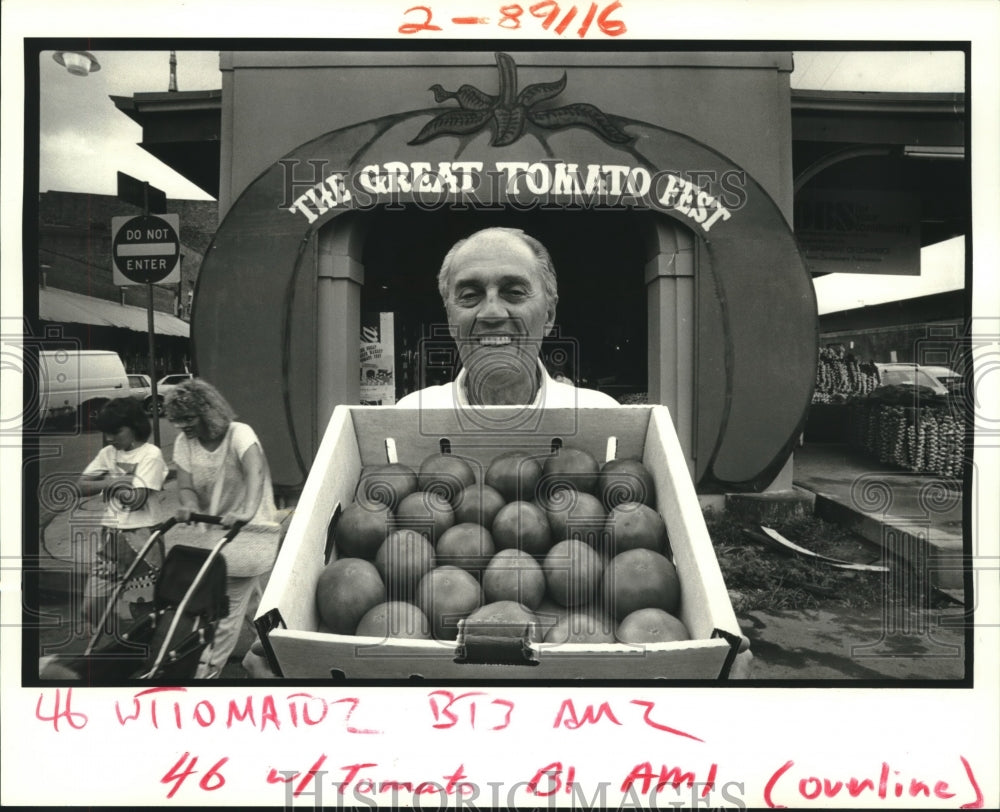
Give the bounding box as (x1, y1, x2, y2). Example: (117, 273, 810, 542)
(3, 0, 998, 807)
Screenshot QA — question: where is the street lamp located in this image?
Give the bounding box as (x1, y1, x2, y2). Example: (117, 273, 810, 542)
(52, 51, 100, 77)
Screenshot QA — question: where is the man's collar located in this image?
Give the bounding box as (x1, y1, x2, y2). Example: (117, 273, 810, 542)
(456, 360, 550, 407)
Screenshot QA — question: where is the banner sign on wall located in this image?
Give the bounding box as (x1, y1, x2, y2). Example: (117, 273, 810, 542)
(795, 190, 921, 275)
(285, 160, 737, 235)
(360, 312, 395, 405)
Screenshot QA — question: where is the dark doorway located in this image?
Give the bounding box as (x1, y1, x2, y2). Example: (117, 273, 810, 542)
(360, 207, 648, 402)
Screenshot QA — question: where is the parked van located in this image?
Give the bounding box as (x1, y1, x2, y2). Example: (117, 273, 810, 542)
(38, 350, 130, 428)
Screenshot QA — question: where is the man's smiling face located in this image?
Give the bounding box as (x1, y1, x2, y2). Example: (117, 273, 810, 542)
(444, 231, 556, 382)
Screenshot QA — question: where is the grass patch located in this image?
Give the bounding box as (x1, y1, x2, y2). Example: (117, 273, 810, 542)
(704, 509, 947, 613)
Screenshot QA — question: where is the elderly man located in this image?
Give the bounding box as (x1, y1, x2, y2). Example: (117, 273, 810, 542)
(396, 227, 619, 408)
(241, 226, 754, 679)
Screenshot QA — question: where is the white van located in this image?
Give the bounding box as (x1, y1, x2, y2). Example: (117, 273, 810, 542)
(38, 350, 131, 427)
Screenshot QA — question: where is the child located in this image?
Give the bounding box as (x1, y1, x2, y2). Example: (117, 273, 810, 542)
(77, 397, 168, 629)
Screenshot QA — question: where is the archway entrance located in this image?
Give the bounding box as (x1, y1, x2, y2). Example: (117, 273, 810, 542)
(194, 111, 814, 491)
(359, 207, 650, 402)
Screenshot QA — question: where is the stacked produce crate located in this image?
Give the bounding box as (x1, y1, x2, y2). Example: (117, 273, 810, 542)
(812, 345, 880, 404)
(255, 405, 742, 679)
(848, 399, 964, 477)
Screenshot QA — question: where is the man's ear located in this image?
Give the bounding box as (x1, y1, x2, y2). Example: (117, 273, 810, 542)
(545, 298, 558, 335)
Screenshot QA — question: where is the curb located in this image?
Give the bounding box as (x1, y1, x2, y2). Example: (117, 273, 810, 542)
(810, 491, 964, 589)
(725, 486, 816, 524)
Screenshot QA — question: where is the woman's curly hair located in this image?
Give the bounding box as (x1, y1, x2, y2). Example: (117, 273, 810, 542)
(164, 378, 235, 441)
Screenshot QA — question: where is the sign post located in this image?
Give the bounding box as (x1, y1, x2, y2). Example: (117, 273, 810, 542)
(112, 175, 179, 446)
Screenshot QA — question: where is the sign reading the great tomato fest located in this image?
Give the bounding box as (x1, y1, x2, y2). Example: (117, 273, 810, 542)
(286, 160, 737, 235)
(111, 213, 181, 286)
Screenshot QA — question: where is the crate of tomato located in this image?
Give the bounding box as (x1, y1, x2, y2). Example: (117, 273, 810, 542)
(254, 405, 742, 679)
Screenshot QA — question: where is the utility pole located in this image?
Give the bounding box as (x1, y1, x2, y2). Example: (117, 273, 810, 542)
(113, 172, 177, 448)
(169, 50, 178, 92)
(142, 183, 161, 447)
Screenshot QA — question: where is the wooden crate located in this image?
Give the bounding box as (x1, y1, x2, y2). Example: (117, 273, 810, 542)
(255, 405, 742, 679)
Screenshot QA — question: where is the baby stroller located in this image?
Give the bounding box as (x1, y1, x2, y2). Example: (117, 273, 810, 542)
(46, 514, 242, 682)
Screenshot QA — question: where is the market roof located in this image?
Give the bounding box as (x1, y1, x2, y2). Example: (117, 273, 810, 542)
(109, 90, 222, 199)
(790, 89, 966, 250)
(110, 83, 967, 252)
(39, 287, 190, 337)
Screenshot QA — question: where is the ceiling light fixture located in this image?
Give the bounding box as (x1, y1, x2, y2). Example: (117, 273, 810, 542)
(52, 51, 101, 77)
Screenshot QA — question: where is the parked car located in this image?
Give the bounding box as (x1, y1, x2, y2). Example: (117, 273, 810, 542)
(127, 374, 152, 402)
(921, 365, 963, 395)
(873, 363, 949, 397)
(38, 350, 130, 429)
(144, 372, 194, 415)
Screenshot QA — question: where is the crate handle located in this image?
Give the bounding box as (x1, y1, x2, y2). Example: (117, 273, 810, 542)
(712, 627, 743, 679)
(439, 437, 452, 454)
(453, 620, 540, 667)
(253, 609, 286, 678)
(324, 503, 343, 565)
(606, 436, 618, 463)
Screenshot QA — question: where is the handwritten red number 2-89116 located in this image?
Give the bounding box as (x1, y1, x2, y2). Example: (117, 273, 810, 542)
(399, 2, 626, 37)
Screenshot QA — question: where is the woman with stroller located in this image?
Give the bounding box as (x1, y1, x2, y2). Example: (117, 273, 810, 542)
(77, 397, 168, 629)
(165, 378, 277, 678)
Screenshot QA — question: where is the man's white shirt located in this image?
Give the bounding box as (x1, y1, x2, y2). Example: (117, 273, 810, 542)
(396, 361, 619, 408)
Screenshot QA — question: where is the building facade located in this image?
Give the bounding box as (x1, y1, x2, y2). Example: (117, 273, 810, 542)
(110, 50, 967, 494)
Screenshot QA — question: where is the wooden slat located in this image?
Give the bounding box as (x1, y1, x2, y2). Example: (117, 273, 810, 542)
(269, 628, 730, 679)
(645, 407, 741, 640)
(352, 406, 650, 468)
(259, 407, 361, 630)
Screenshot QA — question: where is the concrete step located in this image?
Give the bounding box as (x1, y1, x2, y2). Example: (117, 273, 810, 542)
(811, 493, 964, 589)
(793, 443, 965, 590)
(725, 487, 816, 523)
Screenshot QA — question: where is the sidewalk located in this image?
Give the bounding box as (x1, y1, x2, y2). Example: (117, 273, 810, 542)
(792, 443, 964, 592)
(739, 603, 966, 680)
(39, 466, 184, 576)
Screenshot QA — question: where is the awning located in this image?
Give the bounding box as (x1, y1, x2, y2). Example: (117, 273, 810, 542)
(39, 287, 190, 338)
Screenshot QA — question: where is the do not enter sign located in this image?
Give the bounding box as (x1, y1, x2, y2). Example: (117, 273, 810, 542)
(111, 214, 181, 285)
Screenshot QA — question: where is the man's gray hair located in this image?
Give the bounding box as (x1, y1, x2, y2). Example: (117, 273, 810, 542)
(437, 227, 559, 309)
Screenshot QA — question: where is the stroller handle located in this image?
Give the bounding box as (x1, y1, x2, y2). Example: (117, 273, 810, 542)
(189, 512, 250, 529)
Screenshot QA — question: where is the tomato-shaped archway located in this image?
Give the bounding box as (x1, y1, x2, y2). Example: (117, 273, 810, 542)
(192, 107, 816, 493)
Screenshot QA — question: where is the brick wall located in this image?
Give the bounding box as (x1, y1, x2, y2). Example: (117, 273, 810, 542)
(38, 190, 217, 317)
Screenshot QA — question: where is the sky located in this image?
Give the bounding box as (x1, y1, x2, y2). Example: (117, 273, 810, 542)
(813, 235, 964, 314)
(39, 50, 221, 201)
(38, 49, 966, 200)
(37, 49, 967, 312)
